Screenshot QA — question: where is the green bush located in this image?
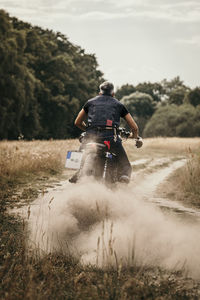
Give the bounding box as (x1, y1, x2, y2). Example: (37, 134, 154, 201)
(143, 104, 200, 137)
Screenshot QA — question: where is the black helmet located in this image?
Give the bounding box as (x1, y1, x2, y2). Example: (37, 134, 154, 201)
(99, 81, 114, 95)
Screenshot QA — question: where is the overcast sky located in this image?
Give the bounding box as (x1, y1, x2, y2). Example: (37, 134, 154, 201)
(1, 0, 200, 88)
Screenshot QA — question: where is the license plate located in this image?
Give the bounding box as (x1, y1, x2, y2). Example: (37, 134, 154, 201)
(65, 151, 83, 169)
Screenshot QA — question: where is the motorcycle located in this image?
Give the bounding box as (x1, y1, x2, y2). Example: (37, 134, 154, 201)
(66, 128, 141, 185)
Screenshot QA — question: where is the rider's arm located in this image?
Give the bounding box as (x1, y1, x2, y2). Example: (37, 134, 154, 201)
(124, 113, 139, 138)
(74, 109, 87, 131)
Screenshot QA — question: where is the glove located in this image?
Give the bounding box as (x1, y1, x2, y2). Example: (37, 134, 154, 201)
(135, 136, 143, 148)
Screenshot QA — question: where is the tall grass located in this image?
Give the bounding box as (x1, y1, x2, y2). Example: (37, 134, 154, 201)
(0, 139, 78, 181)
(124, 137, 200, 161)
(172, 149, 200, 205)
(1, 137, 199, 180)
(185, 151, 200, 196)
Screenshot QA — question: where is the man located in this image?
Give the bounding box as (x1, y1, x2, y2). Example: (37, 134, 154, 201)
(72, 81, 142, 183)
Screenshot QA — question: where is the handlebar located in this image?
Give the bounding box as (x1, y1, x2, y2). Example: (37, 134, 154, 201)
(79, 128, 143, 147)
(118, 127, 131, 138)
(79, 127, 131, 142)
(119, 128, 143, 148)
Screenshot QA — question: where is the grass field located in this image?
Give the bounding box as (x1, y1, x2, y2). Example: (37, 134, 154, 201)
(1, 137, 200, 299)
(1, 137, 199, 179)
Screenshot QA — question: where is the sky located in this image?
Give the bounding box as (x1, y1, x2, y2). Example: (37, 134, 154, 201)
(0, 0, 200, 88)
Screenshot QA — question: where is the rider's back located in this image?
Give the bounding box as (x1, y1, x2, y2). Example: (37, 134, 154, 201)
(84, 94, 128, 128)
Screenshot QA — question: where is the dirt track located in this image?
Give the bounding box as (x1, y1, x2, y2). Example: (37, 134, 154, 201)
(12, 156, 200, 279)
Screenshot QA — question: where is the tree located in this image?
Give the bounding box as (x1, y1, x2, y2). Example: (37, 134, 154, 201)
(160, 76, 190, 103)
(115, 84, 135, 100)
(168, 86, 188, 106)
(143, 104, 200, 137)
(135, 82, 163, 102)
(0, 10, 40, 139)
(184, 87, 200, 107)
(0, 10, 104, 139)
(121, 92, 156, 134)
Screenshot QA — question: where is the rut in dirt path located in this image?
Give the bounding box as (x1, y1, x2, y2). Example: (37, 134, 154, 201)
(132, 158, 200, 220)
(14, 157, 200, 278)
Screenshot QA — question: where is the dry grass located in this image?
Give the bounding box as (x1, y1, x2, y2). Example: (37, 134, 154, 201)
(1, 137, 200, 299)
(185, 152, 200, 196)
(1, 137, 199, 180)
(1, 215, 199, 300)
(0, 139, 79, 181)
(124, 137, 200, 161)
(141, 137, 200, 153)
(162, 149, 200, 207)
(1, 234, 200, 299)
(1, 136, 199, 206)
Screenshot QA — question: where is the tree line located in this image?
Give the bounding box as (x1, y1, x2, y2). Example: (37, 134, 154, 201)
(0, 10, 199, 139)
(0, 10, 103, 140)
(116, 78, 200, 137)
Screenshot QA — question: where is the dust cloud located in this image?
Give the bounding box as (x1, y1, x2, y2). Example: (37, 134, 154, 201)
(23, 162, 200, 278)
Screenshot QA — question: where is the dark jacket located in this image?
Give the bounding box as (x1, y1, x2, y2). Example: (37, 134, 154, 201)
(83, 95, 128, 128)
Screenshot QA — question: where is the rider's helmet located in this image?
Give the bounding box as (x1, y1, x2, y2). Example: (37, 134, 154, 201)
(99, 81, 114, 95)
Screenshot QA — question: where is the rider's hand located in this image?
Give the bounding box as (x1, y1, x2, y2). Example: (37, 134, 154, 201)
(135, 136, 143, 148)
